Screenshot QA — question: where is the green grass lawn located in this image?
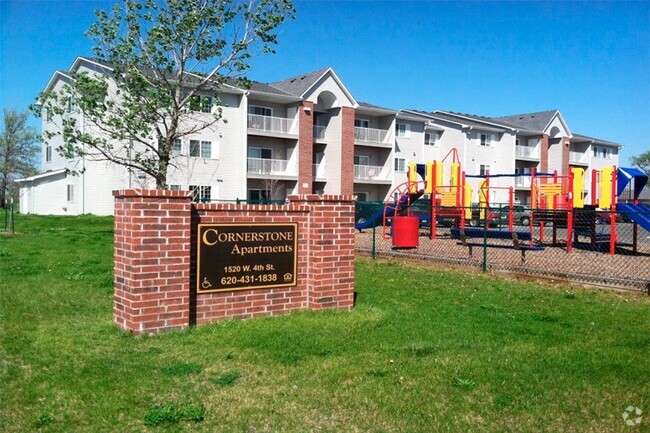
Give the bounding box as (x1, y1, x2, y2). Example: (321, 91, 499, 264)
(1, 214, 648, 432)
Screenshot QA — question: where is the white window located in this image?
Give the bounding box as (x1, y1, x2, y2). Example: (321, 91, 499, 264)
(201, 141, 211, 159)
(480, 134, 492, 147)
(395, 158, 406, 172)
(189, 140, 212, 158)
(171, 139, 182, 156)
(479, 164, 491, 176)
(68, 95, 76, 112)
(168, 185, 182, 191)
(45, 145, 52, 162)
(355, 192, 368, 202)
(248, 105, 272, 116)
(354, 119, 369, 128)
(516, 139, 520, 147)
(600, 147, 607, 158)
(190, 185, 211, 203)
(593, 146, 599, 157)
(248, 147, 272, 159)
(424, 133, 437, 146)
(248, 189, 271, 202)
(66, 185, 74, 202)
(190, 95, 213, 113)
(354, 155, 370, 166)
(396, 123, 410, 138)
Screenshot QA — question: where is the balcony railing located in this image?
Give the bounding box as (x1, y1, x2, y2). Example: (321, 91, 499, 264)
(354, 164, 390, 181)
(569, 151, 589, 164)
(313, 163, 326, 179)
(354, 127, 390, 144)
(514, 177, 531, 188)
(313, 125, 326, 140)
(247, 158, 295, 176)
(247, 114, 296, 135)
(515, 145, 539, 159)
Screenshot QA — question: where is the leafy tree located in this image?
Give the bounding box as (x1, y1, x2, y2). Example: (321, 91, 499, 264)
(34, 0, 295, 188)
(630, 150, 650, 175)
(0, 109, 39, 208)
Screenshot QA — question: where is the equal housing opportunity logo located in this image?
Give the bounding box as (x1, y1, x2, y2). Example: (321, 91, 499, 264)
(623, 406, 643, 427)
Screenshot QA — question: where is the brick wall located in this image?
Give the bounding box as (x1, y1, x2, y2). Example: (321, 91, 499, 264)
(540, 134, 549, 173)
(298, 101, 314, 194)
(561, 136, 570, 175)
(113, 189, 192, 334)
(113, 190, 355, 334)
(340, 107, 355, 195)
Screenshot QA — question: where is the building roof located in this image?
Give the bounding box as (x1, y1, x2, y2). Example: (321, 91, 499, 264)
(571, 133, 622, 148)
(15, 169, 67, 183)
(356, 101, 397, 115)
(491, 110, 560, 132)
(269, 68, 331, 97)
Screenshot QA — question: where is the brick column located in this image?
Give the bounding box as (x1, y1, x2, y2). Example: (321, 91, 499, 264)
(288, 194, 356, 310)
(340, 107, 355, 195)
(540, 134, 549, 173)
(298, 101, 314, 194)
(113, 189, 192, 334)
(561, 136, 571, 175)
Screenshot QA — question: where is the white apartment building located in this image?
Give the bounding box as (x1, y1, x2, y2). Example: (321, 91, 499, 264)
(19, 57, 621, 214)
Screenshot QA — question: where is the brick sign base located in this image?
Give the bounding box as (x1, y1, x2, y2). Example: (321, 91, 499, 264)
(113, 190, 355, 334)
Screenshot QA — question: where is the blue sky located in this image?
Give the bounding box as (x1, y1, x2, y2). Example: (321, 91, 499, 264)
(1, 0, 648, 165)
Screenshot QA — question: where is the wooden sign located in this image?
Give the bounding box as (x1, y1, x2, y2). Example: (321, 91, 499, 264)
(197, 223, 298, 293)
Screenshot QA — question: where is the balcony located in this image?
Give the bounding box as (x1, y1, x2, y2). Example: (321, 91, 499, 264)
(354, 164, 391, 182)
(569, 151, 589, 165)
(247, 114, 297, 137)
(313, 163, 327, 180)
(313, 125, 326, 141)
(354, 127, 391, 147)
(515, 145, 539, 160)
(514, 177, 532, 189)
(247, 158, 296, 178)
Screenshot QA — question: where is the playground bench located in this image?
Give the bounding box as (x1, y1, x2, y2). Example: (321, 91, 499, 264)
(450, 227, 544, 263)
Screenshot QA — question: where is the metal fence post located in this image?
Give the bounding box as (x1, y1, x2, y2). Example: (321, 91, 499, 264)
(372, 222, 376, 260)
(482, 210, 488, 272)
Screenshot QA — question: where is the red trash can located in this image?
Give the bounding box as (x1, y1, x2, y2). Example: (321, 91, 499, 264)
(392, 216, 420, 249)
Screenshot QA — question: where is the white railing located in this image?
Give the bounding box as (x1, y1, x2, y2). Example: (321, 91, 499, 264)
(515, 145, 539, 159)
(313, 125, 326, 140)
(353, 164, 389, 180)
(313, 163, 327, 178)
(569, 151, 588, 164)
(514, 177, 531, 188)
(354, 127, 389, 144)
(247, 114, 296, 135)
(247, 158, 295, 176)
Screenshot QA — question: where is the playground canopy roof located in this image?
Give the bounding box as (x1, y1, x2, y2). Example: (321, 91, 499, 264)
(617, 167, 648, 199)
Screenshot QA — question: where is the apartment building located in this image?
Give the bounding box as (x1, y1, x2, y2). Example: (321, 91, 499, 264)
(19, 58, 621, 214)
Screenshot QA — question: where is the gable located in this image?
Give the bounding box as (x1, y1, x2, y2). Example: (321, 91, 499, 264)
(302, 70, 357, 108)
(546, 113, 571, 138)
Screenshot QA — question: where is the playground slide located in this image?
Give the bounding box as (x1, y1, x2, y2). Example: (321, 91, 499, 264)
(356, 191, 424, 230)
(617, 203, 650, 232)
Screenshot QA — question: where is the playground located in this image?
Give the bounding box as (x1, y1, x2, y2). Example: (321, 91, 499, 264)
(355, 149, 650, 291)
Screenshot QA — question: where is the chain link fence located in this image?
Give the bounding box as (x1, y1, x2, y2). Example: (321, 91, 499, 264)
(355, 201, 650, 292)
